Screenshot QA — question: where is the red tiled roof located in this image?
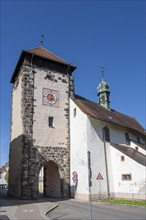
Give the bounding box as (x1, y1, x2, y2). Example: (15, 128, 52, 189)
(73, 95, 146, 136)
(0, 162, 9, 173)
(24, 47, 71, 65)
(131, 141, 146, 150)
(111, 143, 146, 166)
(10, 47, 76, 83)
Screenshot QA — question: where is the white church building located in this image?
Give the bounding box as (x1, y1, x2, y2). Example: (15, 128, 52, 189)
(8, 47, 146, 200)
(70, 94, 146, 200)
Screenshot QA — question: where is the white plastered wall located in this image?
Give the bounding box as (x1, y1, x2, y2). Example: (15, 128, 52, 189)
(11, 74, 23, 141)
(109, 126, 146, 199)
(86, 117, 113, 197)
(70, 99, 88, 200)
(9, 72, 23, 197)
(110, 146, 146, 198)
(70, 100, 113, 200)
(70, 99, 146, 200)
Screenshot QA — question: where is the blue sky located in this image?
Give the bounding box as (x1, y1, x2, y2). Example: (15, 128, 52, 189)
(0, 0, 145, 165)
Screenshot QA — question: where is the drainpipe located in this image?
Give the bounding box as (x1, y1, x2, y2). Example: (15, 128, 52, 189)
(102, 128, 110, 198)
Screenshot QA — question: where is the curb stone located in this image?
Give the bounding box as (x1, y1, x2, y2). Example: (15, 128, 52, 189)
(39, 202, 58, 218)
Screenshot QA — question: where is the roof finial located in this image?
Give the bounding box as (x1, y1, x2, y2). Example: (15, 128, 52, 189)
(100, 66, 104, 81)
(40, 34, 44, 47)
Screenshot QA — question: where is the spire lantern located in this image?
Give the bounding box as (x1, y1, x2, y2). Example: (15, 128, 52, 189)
(97, 67, 110, 110)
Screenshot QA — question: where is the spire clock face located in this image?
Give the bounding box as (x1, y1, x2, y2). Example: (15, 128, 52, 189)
(46, 91, 57, 104)
(43, 88, 59, 107)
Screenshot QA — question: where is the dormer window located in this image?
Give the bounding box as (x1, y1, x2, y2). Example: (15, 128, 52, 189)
(125, 133, 130, 145)
(104, 127, 110, 142)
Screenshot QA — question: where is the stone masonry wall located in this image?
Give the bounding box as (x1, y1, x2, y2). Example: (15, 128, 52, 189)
(20, 64, 35, 198)
(9, 52, 74, 199)
(31, 58, 72, 198)
(27, 145, 70, 198)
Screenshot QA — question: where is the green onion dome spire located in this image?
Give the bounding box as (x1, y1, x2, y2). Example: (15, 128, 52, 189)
(97, 67, 110, 110)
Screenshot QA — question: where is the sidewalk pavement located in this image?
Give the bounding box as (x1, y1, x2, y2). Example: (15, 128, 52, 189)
(0, 189, 58, 220)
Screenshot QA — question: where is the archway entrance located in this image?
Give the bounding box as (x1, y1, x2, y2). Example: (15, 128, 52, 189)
(44, 161, 61, 198)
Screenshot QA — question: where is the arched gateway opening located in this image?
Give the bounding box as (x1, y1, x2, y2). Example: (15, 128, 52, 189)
(45, 161, 61, 197)
(39, 161, 61, 198)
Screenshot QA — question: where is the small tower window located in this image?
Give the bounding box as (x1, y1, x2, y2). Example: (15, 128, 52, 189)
(104, 127, 110, 142)
(48, 117, 54, 127)
(121, 156, 125, 161)
(125, 133, 130, 145)
(122, 174, 132, 181)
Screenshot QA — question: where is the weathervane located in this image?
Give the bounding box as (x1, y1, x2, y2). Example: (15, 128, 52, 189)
(100, 66, 104, 81)
(40, 34, 44, 47)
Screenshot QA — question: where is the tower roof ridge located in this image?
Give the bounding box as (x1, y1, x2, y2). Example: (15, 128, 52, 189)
(10, 47, 76, 83)
(24, 47, 70, 65)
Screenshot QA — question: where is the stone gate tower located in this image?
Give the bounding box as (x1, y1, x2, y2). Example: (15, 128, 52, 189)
(8, 47, 76, 199)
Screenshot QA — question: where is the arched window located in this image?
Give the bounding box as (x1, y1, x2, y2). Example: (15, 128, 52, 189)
(125, 133, 130, 145)
(73, 108, 76, 117)
(104, 127, 110, 142)
(137, 137, 140, 143)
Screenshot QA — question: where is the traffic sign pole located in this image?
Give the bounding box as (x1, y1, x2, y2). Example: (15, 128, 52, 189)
(87, 151, 92, 220)
(96, 172, 103, 200)
(99, 181, 101, 200)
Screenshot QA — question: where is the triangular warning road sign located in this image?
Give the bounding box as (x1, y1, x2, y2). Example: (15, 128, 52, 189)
(96, 173, 103, 180)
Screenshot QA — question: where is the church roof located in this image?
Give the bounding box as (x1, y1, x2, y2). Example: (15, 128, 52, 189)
(131, 141, 146, 151)
(72, 95, 146, 137)
(10, 47, 76, 83)
(110, 143, 146, 166)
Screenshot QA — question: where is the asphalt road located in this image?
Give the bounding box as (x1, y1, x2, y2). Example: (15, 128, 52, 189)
(0, 189, 56, 220)
(47, 199, 146, 220)
(1, 189, 145, 220)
